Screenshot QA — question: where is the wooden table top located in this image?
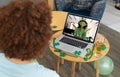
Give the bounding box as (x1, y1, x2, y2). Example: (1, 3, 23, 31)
(51, 11, 68, 31)
(49, 31, 110, 62)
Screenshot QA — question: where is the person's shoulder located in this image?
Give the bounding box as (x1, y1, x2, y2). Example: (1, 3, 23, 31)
(35, 64, 60, 77)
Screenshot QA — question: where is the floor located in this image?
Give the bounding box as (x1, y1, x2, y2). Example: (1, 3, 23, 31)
(101, 0, 120, 33)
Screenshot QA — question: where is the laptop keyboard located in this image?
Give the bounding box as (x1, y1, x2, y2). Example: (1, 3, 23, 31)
(60, 37, 88, 49)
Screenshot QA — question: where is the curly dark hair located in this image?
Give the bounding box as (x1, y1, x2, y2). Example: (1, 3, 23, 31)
(0, 0, 52, 60)
(78, 20, 88, 29)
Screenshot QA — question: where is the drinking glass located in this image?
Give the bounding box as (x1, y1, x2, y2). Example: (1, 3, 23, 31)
(94, 34, 105, 57)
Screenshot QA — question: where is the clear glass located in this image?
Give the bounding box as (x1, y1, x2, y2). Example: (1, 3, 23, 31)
(94, 34, 105, 57)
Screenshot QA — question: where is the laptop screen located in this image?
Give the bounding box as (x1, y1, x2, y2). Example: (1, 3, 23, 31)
(63, 13, 100, 43)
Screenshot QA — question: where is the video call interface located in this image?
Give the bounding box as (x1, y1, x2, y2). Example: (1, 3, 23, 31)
(63, 14, 99, 43)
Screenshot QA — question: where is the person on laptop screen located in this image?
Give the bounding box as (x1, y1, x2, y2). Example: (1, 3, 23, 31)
(63, 14, 99, 43)
(73, 20, 88, 39)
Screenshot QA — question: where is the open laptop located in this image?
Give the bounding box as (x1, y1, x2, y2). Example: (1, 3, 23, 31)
(51, 13, 100, 57)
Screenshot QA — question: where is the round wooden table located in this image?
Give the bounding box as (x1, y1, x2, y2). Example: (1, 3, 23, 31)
(49, 31, 110, 77)
(51, 11, 67, 31)
(50, 11, 110, 77)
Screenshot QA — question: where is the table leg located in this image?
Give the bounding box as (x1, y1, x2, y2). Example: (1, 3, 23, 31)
(61, 58, 64, 64)
(78, 62, 82, 71)
(56, 57, 60, 73)
(96, 60, 99, 77)
(72, 62, 76, 77)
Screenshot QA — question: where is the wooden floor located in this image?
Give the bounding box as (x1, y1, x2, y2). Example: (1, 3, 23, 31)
(101, 0, 120, 33)
(38, 24, 120, 77)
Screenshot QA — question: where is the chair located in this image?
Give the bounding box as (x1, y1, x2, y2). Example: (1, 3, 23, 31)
(54, 0, 106, 20)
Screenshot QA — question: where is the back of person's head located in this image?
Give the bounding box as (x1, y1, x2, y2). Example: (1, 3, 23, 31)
(0, 0, 52, 60)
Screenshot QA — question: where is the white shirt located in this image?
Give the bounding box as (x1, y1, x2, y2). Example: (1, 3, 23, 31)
(0, 53, 60, 77)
